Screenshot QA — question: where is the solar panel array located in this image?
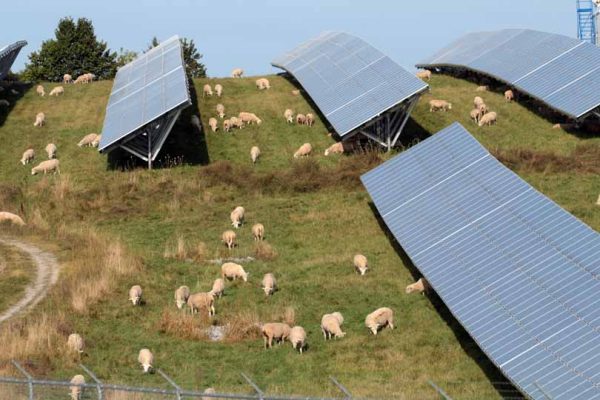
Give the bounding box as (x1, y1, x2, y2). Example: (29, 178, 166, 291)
(0, 41, 27, 80)
(99, 35, 191, 152)
(361, 122, 600, 400)
(272, 31, 428, 137)
(417, 29, 600, 119)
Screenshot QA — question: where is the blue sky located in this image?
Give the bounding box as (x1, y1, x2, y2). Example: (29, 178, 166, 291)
(5, 0, 575, 77)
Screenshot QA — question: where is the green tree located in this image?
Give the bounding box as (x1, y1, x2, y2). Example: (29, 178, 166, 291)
(22, 17, 117, 82)
(116, 48, 138, 68)
(147, 36, 207, 78)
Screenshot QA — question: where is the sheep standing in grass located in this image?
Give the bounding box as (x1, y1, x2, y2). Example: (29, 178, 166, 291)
(505, 90, 514, 102)
(222, 230, 237, 249)
(0, 212, 25, 226)
(138, 348, 154, 373)
(324, 142, 344, 156)
(353, 254, 369, 276)
(596, 194, 600, 206)
(174, 285, 190, 309)
(289, 326, 307, 353)
(210, 278, 225, 298)
(129, 285, 143, 305)
(187, 292, 215, 316)
(321, 312, 345, 340)
(63, 74, 73, 84)
(209, 117, 218, 133)
(91, 135, 101, 148)
(416, 70, 431, 80)
(215, 84, 223, 97)
(229, 116, 243, 130)
(45, 143, 57, 159)
(67, 333, 84, 354)
(78, 133, 99, 147)
(216, 104, 225, 118)
(74, 74, 90, 84)
(31, 159, 60, 175)
(476, 85, 488, 92)
(405, 278, 430, 294)
(36, 85, 45, 97)
(291, 89, 300, 96)
(20, 149, 35, 165)
(429, 100, 452, 112)
(261, 323, 291, 348)
(33, 112, 45, 127)
(305, 113, 314, 127)
(293, 143, 312, 158)
(261, 273, 277, 296)
(256, 78, 271, 90)
(470, 108, 482, 124)
(252, 223, 264, 241)
(221, 262, 248, 282)
(296, 114, 306, 125)
(49, 86, 64, 96)
(365, 307, 394, 335)
(473, 96, 484, 108)
(69, 374, 85, 400)
(239, 112, 262, 125)
(230, 206, 245, 228)
(478, 103, 488, 115)
(250, 146, 261, 164)
(479, 112, 497, 127)
(223, 119, 232, 133)
(284, 109, 294, 123)
(203, 84, 213, 97)
(231, 68, 244, 78)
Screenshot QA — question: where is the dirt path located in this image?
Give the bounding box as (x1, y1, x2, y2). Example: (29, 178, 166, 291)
(0, 237, 59, 323)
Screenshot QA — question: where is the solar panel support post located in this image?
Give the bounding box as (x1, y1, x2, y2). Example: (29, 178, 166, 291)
(391, 97, 419, 148)
(147, 129, 152, 169)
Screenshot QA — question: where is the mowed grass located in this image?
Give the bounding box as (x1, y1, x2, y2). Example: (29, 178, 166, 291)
(0, 243, 36, 313)
(0, 73, 598, 399)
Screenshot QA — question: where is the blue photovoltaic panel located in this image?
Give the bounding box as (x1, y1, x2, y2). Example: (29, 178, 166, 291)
(99, 35, 191, 152)
(361, 122, 600, 400)
(416, 29, 600, 119)
(0, 41, 27, 80)
(272, 32, 428, 137)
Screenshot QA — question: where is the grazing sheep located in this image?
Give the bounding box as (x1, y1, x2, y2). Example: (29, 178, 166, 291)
(596, 194, 600, 206)
(20, 148, 35, 165)
(63, 74, 73, 84)
(305, 113, 314, 126)
(321, 312, 345, 340)
(324, 142, 344, 156)
(474, 96, 484, 108)
(405, 278, 430, 294)
(78, 133, 99, 147)
(261, 273, 277, 296)
(210, 278, 225, 298)
(365, 307, 394, 335)
(49, 86, 64, 96)
(230, 206, 245, 228)
(256, 78, 271, 90)
(222, 230, 237, 249)
(209, 117, 218, 132)
(252, 223, 264, 241)
(239, 112, 262, 125)
(476, 85, 488, 92)
(85, 73, 96, 82)
(45, 143, 57, 159)
(291, 89, 300, 96)
(216, 104, 225, 118)
(36, 85, 45, 97)
(284, 109, 294, 123)
(128, 285, 143, 305)
(505, 90, 514, 102)
(229, 116, 243, 129)
(202, 388, 216, 400)
(296, 113, 306, 125)
(470, 108, 482, 124)
(174, 285, 190, 309)
(250, 146, 260, 164)
(478, 111, 497, 127)
(187, 292, 215, 316)
(353, 254, 369, 276)
(416, 70, 432, 80)
(33, 112, 45, 127)
(231, 68, 244, 78)
(67, 333, 84, 353)
(203, 84, 213, 97)
(261, 322, 291, 348)
(69, 374, 85, 400)
(429, 100, 452, 112)
(0, 212, 25, 226)
(0, 99, 9, 107)
(74, 74, 90, 84)
(215, 84, 223, 97)
(221, 262, 248, 282)
(138, 348, 154, 373)
(289, 326, 307, 353)
(223, 119, 232, 133)
(91, 135, 101, 148)
(477, 103, 488, 115)
(31, 159, 60, 175)
(293, 143, 312, 158)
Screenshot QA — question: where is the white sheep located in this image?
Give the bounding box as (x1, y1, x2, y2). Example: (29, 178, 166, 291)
(216, 104, 225, 118)
(477, 102, 488, 115)
(49, 86, 64, 96)
(31, 159, 60, 175)
(353, 254, 368, 275)
(476, 85, 488, 92)
(296, 114, 306, 125)
(289, 326, 307, 353)
(305, 113, 314, 127)
(223, 119, 232, 133)
(252, 223, 264, 241)
(210, 278, 225, 298)
(230, 206, 245, 228)
(405, 277, 430, 294)
(33, 112, 45, 127)
(229, 116, 243, 130)
(20, 148, 35, 165)
(231, 68, 244, 78)
(215, 84, 223, 97)
(473, 96, 484, 108)
(429, 100, 452, 112)
(478, 111, 497, 127)
(505, 90, 514, 102)
(128, 285, 143, 305)
(74, 74, 90, 84)
(293, 143, 312, 158)
(67, 333, 84, 353)
(69, 374, 86, 400)
(0, 212, 25, 226)
(45, 143, 57, 159)
(91, 135, 101, 148)
(261, 322, 291, 348)
(222, 230, 237, 249)
(202, 388, 216, 400)
(0, 99, 9, 107)
(284, 109, 294, 123)
(239, 112, 262, 125)
(416, 70, 432, 80)
(365, 307, 394, 335)
(221, 262, 248, 282)
(261, 273, 277, 296)
(324, 142, 344, 156)
(63, 74, 73, 84)
(256, 78, 270, 90)
(138, 348, 154, 373)
(203, 84, 213, 97)
(291, 89, 300, 96)
(321, 312, 345, 340)
(36, 85, 45, 97)
(250, 146, 260, 164)
(174, 285, 190, 309)
(78, 133, 99, 147)
(209, 117, 218, 133)
(470, 108, 482, 124)
(187, 292, 215, 316)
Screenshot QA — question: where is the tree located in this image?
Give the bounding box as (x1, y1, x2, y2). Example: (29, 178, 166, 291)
(22, 17, 117, 82)
(116, 48, 138, 68)
(146, 36, 207, 78)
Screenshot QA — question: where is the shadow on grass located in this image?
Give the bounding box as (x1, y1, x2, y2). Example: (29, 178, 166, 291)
(0, 81, 30, 128)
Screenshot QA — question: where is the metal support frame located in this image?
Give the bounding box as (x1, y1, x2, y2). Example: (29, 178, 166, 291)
(329, 376, 351, 400)
(158, 369, 182, 400)
(427, 380, 453, 400)
(241, 372, 264, 400)
(11, 361, 33, 400)
(80, 364, 103, 400)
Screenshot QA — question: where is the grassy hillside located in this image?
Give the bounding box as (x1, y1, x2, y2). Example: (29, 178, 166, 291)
(0, 73, 598, 399)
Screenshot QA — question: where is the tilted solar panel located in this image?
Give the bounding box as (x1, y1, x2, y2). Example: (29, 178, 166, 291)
(272, 32, 428, 137)
(0, 41, 27, 80)
(361, 122, 600, 400)
(417, 29, 600, 119)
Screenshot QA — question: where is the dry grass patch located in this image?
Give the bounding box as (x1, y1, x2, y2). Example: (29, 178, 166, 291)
(254, 241, 277, 261)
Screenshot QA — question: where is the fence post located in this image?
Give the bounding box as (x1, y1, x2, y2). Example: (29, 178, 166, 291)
(80, 364, 103, 400)
(427, 380, 453, 400)
(329, 376, 352, 400)
(241, 372, 264, 400)
(11, 360, 33, 400)
(158, 369, 182, 400)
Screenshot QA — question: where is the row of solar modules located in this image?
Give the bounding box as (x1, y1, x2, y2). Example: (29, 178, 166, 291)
(0, 40, 27, 80)
(361, 122, 600, 400)
(417, 29, 600, 119)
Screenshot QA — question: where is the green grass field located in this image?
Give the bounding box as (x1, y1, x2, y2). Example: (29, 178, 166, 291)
(0, 243, 35, 313)
(0, 73, 598, 399)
